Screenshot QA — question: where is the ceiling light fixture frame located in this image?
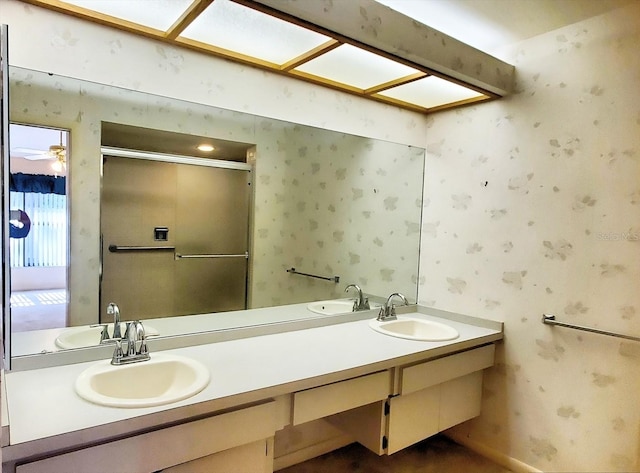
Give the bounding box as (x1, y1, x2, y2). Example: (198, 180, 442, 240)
(17, 0, 500, 114)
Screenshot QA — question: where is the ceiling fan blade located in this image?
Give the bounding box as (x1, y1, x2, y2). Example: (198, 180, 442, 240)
(23, 153, 55, 161)
(11, 147, 48, 158)
(12, 147, 63, 161)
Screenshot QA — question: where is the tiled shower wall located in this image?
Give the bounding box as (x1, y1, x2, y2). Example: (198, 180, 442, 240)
(418, 4, 640, 472)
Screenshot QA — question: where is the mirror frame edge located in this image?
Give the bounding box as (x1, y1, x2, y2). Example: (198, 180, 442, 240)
(2, 24, 12, 371)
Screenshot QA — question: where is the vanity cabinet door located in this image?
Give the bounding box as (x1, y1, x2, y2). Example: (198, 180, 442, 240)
(16, 401, 276, 473)
(387, 384, 440, 454)
(327, 344, 495, 456)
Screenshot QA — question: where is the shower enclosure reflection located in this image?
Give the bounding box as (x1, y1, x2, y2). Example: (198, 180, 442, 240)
(100, 150, 252, 322)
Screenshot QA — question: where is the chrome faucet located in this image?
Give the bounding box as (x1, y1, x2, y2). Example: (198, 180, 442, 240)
(93, 302, 123, 344)
(345, 284, 370, 311)
(111, 320, 150, 365)
(377, 292, 409, 321)
(107, 302, 122, 339)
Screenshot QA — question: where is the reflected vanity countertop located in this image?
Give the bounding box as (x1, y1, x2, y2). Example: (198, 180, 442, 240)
(3, 305, 503, 462)
(11, 300, 363, 357)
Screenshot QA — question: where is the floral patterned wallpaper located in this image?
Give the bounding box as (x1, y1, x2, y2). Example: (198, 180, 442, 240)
(6, 0, 640, 471)
(419, 4, 640, 472)
(252, 120, 423, 307)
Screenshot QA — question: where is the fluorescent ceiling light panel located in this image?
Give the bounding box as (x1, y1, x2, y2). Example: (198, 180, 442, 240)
(180, 0, 331, 64)
(61, 0, 193, 31)
(294, 44, 420, 90)
(378, 76, 485, 108)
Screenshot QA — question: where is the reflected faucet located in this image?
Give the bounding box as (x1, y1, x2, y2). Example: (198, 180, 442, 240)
(344, 284, 370, 311)
(107, 302, 122, 339)
(377, 293, 409, 321)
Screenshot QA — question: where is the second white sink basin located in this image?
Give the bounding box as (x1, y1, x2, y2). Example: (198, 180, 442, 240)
(55, 323, 159, 350)
(307, 299, 381, 315)
(75, 353, 210, 408)
(369, 316, 459, 341)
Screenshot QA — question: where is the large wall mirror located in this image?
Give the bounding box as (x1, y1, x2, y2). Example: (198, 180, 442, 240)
(6, 66, 425, 366)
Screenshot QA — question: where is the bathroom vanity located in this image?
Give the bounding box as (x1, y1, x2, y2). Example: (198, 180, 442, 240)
(1, 306, 502, 473)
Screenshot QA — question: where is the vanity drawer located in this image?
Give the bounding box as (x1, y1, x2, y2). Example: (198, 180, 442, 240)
(292, 371, 391, 425)
(400, 344, 495, 395)
(17, 401, 276, 473)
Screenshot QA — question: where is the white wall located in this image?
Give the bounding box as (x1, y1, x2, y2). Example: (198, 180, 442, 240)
(11, 267, 65, 291)
(419, 3, 640, 472)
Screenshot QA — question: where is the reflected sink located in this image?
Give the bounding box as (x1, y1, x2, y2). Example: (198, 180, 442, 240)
(307, 299, 381, 315)
(75, 353, 210, 408)
(369, 316, 459, 341)
(55, 323, 159, 349)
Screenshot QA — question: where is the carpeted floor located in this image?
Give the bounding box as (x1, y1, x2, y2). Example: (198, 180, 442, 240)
(279, 435, 512, 473)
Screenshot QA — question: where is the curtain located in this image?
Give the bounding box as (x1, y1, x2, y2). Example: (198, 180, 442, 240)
(10, 172, 66, 195)
(10, 192, 67, 267)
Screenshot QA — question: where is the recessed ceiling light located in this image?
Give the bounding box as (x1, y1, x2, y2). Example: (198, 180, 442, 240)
(197, 144, 215, 152)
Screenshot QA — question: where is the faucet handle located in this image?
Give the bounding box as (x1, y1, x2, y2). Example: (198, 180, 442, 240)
(362, 297, 370, 310)
(139, 334, 149, 356)
(91, 323, 111, 342)
(111, 340, 124, 364)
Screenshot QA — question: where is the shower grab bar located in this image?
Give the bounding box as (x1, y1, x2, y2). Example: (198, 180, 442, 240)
(108, 245, 175, 253)
(286, 267, 340, 283)
(542, 314, 640, 342)
(176, 252, 249, 259)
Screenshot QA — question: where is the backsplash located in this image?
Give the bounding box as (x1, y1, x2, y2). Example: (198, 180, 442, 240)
(418, 3, 640, 471)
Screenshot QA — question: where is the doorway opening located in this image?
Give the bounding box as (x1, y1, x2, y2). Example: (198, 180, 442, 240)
(9, 123, 69, 332)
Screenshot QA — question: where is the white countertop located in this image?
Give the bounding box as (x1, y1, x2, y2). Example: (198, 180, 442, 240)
(3, 307, 502, 462)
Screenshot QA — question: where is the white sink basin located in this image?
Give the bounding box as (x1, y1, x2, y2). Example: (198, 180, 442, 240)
(369, 316, 459, 341)
(307, 299, 381, 315)
(75, 353, 210, 408)
(55, 323, 159, 349)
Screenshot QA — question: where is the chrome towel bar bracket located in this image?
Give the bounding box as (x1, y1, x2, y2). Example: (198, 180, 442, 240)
(542, 314, 640, 342)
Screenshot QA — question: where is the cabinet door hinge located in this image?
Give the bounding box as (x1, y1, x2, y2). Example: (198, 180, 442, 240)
(382, 435, 388, 450)
(384, 400, 391, 416)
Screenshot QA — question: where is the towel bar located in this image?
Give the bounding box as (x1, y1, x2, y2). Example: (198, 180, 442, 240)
(542, 314, 640, 342)
(286, 267, 340, 283)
